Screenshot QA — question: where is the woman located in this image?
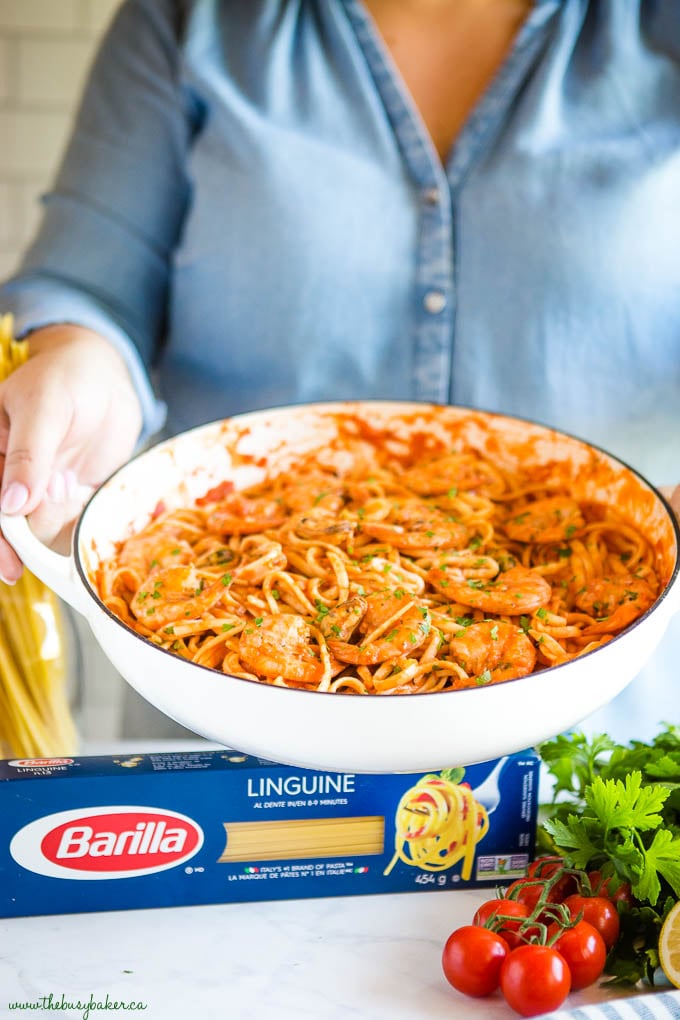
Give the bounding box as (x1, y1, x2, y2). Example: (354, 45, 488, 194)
(1, 0, 679, 738)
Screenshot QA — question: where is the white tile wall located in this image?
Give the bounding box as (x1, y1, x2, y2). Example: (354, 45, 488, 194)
(0, 181, 10, 245)
(1, 1, 131, 741)
(17, 37, 96, 107)
(0, 109, 72, 174)
(83, 0, 125, 36)
(0, 38, 10, 102)
(0, 0, 121, 277)
(0, 1, 80, 34)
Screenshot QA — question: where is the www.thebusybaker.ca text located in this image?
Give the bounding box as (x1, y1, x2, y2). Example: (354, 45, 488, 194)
(8, 992, 148, 1019)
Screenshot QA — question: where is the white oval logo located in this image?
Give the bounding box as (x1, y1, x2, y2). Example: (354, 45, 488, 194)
(8, 758, 74, 767)
(10, 805, 204, 880)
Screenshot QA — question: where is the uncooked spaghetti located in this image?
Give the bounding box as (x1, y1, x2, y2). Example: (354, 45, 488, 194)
(0, 313, 77, 757)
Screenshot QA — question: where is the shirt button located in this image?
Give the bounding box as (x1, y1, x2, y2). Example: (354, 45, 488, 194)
(423, 290, 446, 314)
(423, 187, 440, 205)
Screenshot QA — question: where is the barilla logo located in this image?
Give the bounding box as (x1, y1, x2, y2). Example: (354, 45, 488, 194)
(9, 806, 204, 880)
(8, 758, 74, 767)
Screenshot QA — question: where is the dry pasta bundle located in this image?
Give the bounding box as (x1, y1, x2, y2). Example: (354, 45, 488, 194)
(383, 768, 489, 881)
(219, 815, 385, 863)
(0, 313, 78, 758)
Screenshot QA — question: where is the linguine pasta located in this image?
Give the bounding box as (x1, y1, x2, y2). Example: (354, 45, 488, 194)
(94, 430, 662, 696)
(383, 769, 489, 881)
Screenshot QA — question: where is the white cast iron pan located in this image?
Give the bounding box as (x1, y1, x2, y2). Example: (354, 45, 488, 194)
(3, 401, 679, 773)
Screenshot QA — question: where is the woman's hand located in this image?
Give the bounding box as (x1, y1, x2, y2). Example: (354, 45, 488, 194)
(0, 325, 143, 583)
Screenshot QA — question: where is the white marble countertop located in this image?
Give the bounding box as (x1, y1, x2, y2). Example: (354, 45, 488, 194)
(0, 741, 668, 1020)
(1, 886, 650, 1020)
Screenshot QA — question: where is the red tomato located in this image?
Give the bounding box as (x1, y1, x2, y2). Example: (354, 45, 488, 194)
(587, 871, 635, 907)
(507, 871, 576, 917)
(549, 872, 579, 903)
(473, 898, 532, 949)
(527, 856, 564, 880)
(195, 480, 235, 505)
(442, 925, 508, 997)
(564, 894, 621, 950)
(505, 878, 545, 913)
(527, 857, 578, 901)
(549, 920, 607, 990)
(500, 945, 571, 1017)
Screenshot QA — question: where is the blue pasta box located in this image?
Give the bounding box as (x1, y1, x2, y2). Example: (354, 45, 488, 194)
(0, 749, 540, 917)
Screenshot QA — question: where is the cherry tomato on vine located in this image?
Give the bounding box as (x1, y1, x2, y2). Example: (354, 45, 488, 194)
(549, 920, 607, 990)
(473, 893, 530, 934)
(500, 944, 571, 1017)
(441, 925, 508, 997)
(564, 894, 621, 950)
(473, 897, 542, 950)
(527, 856, 564, 880)
(551, 872, 579, 902)
(587, 870, 634, 907)
(505, 877, 545, 913)
(527, 856, 578, 901)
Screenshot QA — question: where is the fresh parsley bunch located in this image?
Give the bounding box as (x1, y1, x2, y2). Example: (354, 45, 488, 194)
(536, 725, 680, 985)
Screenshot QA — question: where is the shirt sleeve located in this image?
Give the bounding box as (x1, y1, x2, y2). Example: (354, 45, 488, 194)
(0, 0, 195, 442)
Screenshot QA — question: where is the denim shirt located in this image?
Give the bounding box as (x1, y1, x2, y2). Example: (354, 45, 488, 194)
(2, 0, 679, 478)
(1, 0, 679, 740)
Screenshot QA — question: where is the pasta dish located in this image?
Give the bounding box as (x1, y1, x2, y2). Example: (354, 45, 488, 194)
(95, 426, 661, 696)
(384, 769, 488, 881)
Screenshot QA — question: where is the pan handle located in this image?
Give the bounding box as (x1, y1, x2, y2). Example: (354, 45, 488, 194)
(0, 513, 90, 617)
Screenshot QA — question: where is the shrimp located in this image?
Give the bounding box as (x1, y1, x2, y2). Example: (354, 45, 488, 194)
(231, 537, 287, 584)
(116, 529, 193, 580)
(280, 475, 345, 514)
(317, 595, 367, 641)
(206, 493, 285, 534)
(292, 509, 357, 546)
(238, 613, 324, 684)
(574, 574, 656, 633)
(401, 453, 501, 496)
(327, 591, 431, 665)
(426, 554, 500, 597)
(448, 620, 536, 686)
(432, 565, 551, 615)
(503, 497, 585, 544)
(131, 564, 229, 631)
(361, 500, 468, 551)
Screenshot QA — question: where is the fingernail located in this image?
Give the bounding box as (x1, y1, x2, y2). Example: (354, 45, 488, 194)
(0, 573, 17, 586)
(47, 472, 66, 503)
(1, 481, 29, 515)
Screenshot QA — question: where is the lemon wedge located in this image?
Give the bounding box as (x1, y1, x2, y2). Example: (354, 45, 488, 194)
(659, 900, 680, 988)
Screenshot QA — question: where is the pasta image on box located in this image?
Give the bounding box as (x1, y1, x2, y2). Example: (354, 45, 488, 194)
(0, 749, 539, 918)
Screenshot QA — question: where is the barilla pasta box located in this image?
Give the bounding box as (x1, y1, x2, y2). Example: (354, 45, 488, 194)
(0, 749, 540, 918)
